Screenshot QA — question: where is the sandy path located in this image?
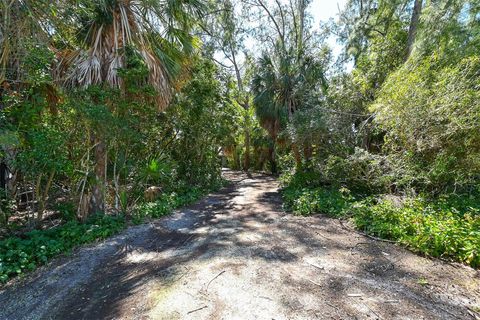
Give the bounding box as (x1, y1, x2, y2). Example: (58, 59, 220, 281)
(0, 171, 479, 320)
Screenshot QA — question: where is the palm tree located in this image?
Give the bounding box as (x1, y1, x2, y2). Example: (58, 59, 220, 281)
(251, 54, 290, 173)
(57, 0, 204, 215)
(252, 48, 327, 171)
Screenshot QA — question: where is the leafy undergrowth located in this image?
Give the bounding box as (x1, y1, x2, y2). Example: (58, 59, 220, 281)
(0, 215, 125, 283)
(0, 183, 222, 283)
(133, 187, 206, 222)
(282, 186, 355, 217)
(282, 185, 480, 268)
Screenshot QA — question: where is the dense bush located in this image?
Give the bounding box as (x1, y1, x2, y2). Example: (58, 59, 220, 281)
(322, 149, 393, 193)
(134, 180, 224, 221)
(272, 1, 480, 270)
(373, 56, 480, 193)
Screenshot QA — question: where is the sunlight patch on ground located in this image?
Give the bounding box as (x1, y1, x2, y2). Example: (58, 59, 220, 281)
(125, 251, 159, 263)
(147, 258, 289, 320)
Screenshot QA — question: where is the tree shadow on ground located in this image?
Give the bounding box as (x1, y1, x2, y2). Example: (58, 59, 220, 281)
(0, 172, 477, 320)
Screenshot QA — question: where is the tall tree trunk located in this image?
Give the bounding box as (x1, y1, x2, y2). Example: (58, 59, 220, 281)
(269, 143, 277, 175)
(292, 143, 302, 169)
(406, 0, 422, 60)
(232, 144, 240, 170)
(244, 125, 251, 171)
(297, 0, 305, 59)
(36, 170, 55, 224)
(90, 136, 106, 214)
(230, 45, 251, 172)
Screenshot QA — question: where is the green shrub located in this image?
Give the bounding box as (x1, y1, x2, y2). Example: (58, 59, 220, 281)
(134, 187, 205, 219)
(0, 214, 125, 282)
(373, 56, 480, 193)
(282, 185, 355, 217)
(353, 197, 480, 268)
(280, 169, 323, 189)
(282, 182, 480, 268)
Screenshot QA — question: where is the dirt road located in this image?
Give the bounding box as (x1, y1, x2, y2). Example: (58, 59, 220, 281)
(1, 171, 479, 319)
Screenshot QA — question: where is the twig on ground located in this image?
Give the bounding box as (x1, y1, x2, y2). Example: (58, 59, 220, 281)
(350, 242, 370, 253)
(305, 260, 325, 271)
(206, 270, 226, 292)
(174, 266, 190, 282)
(179, 234, 195, 248)
(187, 305, 207, 314)
(313, 230, 331, 240)
(326, 301, 340, 311)
(308, 279, 322, 287)
(361, 301, 382, 320)
(466, 307, 480, 320)
(325, 301, 343, 318)
(347, 293, 363, 297)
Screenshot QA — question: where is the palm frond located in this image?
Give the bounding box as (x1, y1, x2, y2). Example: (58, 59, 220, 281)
(57, 0, 204, 110)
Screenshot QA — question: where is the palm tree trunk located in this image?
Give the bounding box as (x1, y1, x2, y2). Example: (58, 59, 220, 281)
(269, 142, 278, 175)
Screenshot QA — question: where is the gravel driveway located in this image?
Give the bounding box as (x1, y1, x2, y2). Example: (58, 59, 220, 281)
(1, 171, 479, 320)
